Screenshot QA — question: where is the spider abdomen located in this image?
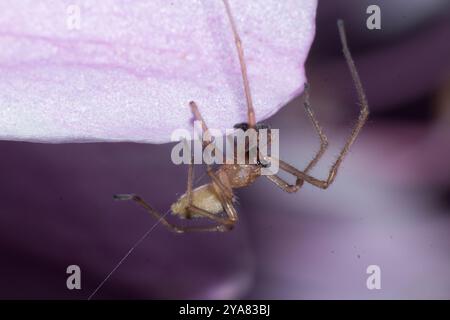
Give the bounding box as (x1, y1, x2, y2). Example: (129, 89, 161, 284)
(171, 183, 223, 218)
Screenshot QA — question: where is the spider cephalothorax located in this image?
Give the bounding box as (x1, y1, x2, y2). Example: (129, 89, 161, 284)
(231, 122, 273, 167)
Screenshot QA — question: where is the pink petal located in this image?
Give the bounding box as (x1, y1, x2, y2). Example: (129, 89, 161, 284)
(0, 0, 317, 143)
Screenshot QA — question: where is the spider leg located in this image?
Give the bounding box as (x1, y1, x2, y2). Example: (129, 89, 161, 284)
(114, 103, 233, 233)
(180, 167, 236, 232)
(186, 204, 236, 232)
(114, 194, 235, 233)
(206, 168, 238, 226)
(189, 101, 209, 134)
(112, 194, 199, 233)
(187, 101, 237, 231)
(222, 0, 256, 128)
(265, 83, 328, 193)
(266, 20, 369, 190)
(301, 83, 329, 173)
(189, 100, 219, 153)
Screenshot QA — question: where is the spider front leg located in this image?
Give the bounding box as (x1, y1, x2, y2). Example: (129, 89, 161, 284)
(223, 0, 256, 128)
(290, 20, 368, 189)
(267, 20, 369, 191)
(265, 83, 328, 193)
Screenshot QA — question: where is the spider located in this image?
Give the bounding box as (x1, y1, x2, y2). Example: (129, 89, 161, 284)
(113, 0, 369, 233)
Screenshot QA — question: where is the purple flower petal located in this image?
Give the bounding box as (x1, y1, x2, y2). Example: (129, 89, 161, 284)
(0, 0, 317, 143)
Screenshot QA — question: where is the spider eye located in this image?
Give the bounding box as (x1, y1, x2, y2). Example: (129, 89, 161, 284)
(255, 123, 271, 130)
(234, 123, 271, 131)
(233, 122, 249, 131)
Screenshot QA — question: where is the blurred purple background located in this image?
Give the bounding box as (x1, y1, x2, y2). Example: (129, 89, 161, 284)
(1, 1, 450, 299)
